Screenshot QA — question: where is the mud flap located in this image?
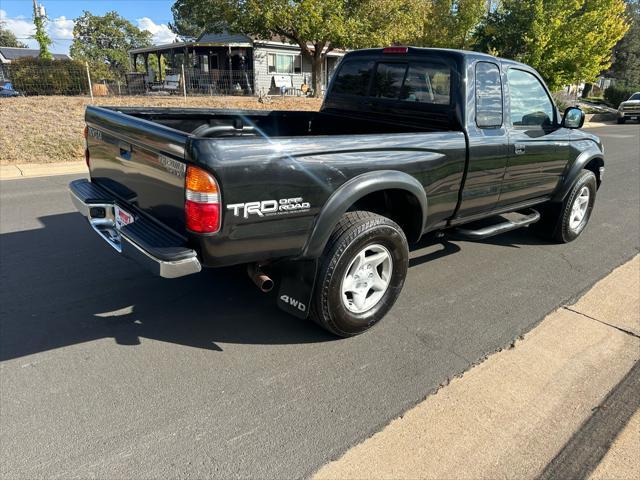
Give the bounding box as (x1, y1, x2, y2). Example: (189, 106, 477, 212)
(276, 259, 318, 319)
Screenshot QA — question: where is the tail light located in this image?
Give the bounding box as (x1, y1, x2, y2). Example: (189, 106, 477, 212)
(83, 126, 90, 168)
(185, 166, 221, 233)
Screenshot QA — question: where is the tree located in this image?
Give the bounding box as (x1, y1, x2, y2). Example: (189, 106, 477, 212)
(32, 0, 52, 59)
(609, 0, 640, 85)
(474, 0, 630, 90)
(170, 0, 415, 96)
(70, 11, 152, 79)
(409, 0, 488, 49)
(0, 24, 28, 47)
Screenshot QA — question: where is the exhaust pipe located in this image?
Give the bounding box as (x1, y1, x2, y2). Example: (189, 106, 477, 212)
(247, 264, 274, 293)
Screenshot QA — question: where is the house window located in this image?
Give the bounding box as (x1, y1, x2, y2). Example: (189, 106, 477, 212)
(268, 53, 302, 74)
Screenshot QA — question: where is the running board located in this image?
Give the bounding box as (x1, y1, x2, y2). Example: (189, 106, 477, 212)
(454, 209, 541, 240)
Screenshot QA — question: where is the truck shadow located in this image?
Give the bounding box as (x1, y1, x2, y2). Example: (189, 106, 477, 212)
(408, 225, 552, 267)
(1, 213, 553, 361)
(0, 213, 334, 362)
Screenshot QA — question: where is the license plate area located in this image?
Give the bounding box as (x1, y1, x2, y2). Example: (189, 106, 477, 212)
(87, 203, 135, 253)
(114, 205, 135, 230)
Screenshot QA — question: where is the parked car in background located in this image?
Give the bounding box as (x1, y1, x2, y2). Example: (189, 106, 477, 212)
(0, 82, 21, 97)
(617, 92, 640, 123)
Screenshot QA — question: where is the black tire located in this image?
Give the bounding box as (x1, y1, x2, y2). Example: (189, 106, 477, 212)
(309, 211, 409, 337)
(532, 169, 597, 243)
(617, 117, 626, 124)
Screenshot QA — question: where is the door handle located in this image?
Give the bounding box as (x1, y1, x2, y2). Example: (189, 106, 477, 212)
(514, 143, 526, 155)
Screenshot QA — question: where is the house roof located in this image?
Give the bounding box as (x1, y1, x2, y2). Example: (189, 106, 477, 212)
(197, 32, 252, 44)
(0, 47, 70, 62)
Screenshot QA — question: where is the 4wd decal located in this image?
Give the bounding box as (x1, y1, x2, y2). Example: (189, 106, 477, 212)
(279, 295, 306, 312)
(227, 197, 310, 218)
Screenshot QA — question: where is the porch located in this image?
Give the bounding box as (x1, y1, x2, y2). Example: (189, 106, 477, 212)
(129, 38, 255, 95)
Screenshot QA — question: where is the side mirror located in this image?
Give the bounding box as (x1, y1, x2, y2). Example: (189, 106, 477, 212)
(562, 107, 585, 129)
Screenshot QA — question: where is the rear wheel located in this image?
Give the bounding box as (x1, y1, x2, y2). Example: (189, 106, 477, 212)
(533, 169, 597, 243)
(310, 211, 409, 337)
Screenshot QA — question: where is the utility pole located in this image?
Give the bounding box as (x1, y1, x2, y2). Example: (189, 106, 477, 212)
(32, 0, 47, 24)
(32, 0, 52, 59)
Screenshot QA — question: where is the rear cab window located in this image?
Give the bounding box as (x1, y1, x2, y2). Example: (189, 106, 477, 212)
(331, 57, 452, 106)
(332, 60, 374, 96)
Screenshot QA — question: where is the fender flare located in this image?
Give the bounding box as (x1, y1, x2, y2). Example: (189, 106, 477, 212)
(302, 170, 428, 258)
(552, 151, 604, 203)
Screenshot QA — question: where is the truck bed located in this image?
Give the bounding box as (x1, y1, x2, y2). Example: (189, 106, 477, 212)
(85, 106, 466, 267)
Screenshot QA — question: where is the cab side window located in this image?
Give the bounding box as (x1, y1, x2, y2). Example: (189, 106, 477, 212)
(507, 69, 554, 127)
(475, 62, 503, 128)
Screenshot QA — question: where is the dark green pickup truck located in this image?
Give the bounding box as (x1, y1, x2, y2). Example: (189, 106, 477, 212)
(70, 47, 605, 337)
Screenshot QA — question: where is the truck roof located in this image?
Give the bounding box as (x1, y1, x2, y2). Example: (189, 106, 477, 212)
(345, 46, 532, 71)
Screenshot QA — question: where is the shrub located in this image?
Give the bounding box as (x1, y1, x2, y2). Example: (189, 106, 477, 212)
(604, 84, 640, 108)
(7, 57, 89, 96)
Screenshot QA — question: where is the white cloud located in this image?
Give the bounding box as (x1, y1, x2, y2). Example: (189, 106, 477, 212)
(0, 9, 72, 53)
(137, 17, 177, 45)
(0, 9, 36, 48)
(50, 15, 73, 40)
(1, 11, 177, 54)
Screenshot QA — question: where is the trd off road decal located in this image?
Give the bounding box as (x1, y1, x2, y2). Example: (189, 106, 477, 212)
(227, 197, 311, 218)
(158, 154, 186, 177)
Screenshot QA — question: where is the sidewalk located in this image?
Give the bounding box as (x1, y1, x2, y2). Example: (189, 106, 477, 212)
(315, 256, 640, 480)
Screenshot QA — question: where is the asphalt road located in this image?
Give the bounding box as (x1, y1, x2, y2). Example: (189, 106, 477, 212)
(1, 124, 638, 479)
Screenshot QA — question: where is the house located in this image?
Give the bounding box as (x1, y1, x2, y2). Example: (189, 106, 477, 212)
(128, 32, 345, 95)
(0, 47, 71, 81)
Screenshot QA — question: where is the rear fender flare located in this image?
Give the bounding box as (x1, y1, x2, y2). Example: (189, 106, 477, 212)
(302, 170, 427, 258)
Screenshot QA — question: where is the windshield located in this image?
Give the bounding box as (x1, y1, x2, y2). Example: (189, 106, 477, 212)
(629, 93, 640, 100)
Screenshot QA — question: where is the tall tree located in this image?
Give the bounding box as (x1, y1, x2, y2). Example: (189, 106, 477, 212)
(0, 24, 28, 48)
(32, 0, 52, 59)
(609, 0, 640, 85)
(70, 11, 152, 79)
(170, 0, 415, 96)
(410, 0, 488, 49)
(474, 0, 630, 90)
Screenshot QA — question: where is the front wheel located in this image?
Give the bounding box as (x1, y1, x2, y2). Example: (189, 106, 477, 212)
(533, 169, 597, 243)
(310, 211, 409, 337)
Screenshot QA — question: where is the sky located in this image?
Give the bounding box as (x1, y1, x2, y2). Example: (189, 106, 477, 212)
(0, 0, 178, 54)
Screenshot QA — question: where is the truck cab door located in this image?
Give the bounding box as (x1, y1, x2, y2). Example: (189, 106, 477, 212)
(498, 68, 568, 207)
(454, 61, 509, 219)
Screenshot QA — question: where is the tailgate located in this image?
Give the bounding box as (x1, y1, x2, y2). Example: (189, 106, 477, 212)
(85, 106, 189, 233)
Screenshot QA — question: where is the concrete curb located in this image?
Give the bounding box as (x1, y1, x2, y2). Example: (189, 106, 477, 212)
(0, 162, 87, 180)
(585, 112, 616, 122)
(583, 120, 617, 128)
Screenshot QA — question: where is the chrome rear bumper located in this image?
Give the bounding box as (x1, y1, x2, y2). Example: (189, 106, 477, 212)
(69, 179, 201, 279)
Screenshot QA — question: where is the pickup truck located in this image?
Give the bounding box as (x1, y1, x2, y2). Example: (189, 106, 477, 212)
(70, 47, 605, 337)
(617, 91, 640, 123)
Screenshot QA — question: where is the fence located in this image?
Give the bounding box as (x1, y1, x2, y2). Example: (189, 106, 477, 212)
(2, 62, 89, 96)
(1, 62, 309, 98)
